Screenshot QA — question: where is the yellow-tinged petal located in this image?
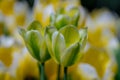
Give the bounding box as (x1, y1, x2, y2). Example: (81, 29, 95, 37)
(25, 30, 42, 61)
(59, 25, 80, 47)
(27, 21, 44, 36)
(52, 31, 66, 63)
(45, 27, 57, 61)
(79, 27, 88, 49)
(55, 15, 69, 30)
(40, 39, 50, 62)
(61, 42, 80, 67)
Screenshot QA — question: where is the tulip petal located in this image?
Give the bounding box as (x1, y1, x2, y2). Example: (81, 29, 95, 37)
(40, 39, 51, 62)
(27, 21, 42, 30)
(45, 27, 57, 59)
(59, 25, 80, 47)
(18, 28, 26, 39)
(61, 42, 81, 67)
(52, 31, 66, 63)
(27, 21, 44, 36)
(79, 27, 88, 49)
(25, 30, 43, 61)
(55, 15, 69, 30)
(67, 7, 80, 26)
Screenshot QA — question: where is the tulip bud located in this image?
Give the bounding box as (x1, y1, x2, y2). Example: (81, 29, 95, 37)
(45, 25, 88, 67)
(50, 7, 80, 30)
(19, 21, 50, 63)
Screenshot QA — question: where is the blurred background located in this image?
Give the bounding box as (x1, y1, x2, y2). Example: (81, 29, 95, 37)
(0, 0, 120, 80)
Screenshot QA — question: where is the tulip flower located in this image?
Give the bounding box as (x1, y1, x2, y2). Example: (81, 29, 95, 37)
(50, 7, 80, 30)
(19, 21, 50, 80)
(45, 25, 87, 80)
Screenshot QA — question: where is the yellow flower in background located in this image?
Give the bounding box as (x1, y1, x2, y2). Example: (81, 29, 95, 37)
(0, 36, 15, 67)
(0, 73, 15, 80)
(0, 22, 4, 36)
(85, 9, 119, 50)
(14, 2, 28, 27)
(76, 63, 100, 80)
(0, 12, 5, 36)
(0, 0, 15, 16)
(90, 9, 117, 34)
(16, 52, 39, 80)
(0, 47, 14, 67)
(81, 45, 117, 80)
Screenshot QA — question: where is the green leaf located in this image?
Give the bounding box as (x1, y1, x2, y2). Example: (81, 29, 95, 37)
(61, 42, 81, 67)
(52, 31, 66, 63)
(25, 30, 43, 61)
(59, 25, 80, 47)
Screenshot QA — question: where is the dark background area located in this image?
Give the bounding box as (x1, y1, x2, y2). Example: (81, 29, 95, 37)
(81, 0, 120, 16)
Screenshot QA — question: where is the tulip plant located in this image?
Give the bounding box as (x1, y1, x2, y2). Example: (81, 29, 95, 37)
(19, 7, 88, 80)
(19, 21, 51, 80)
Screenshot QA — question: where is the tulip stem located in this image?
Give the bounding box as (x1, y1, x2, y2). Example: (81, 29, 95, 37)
(57, 64, 61, 80)
(40, 63, 45, 80)
(64, 67, 68, 80)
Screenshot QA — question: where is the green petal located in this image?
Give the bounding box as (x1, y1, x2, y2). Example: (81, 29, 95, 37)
(45, 27, 57, 38)
(45, 27, 57, 60)
(40, 39, 51, 62)
(56, 7, 65, 15)
(25, 30, 43, 61)
(61, 42, 81, 67)
(67, 7, 80, 26)
(79, 27, 88, 49)
(27, 21, 42, 30)
(27, 21, 44, 36)
(67, 7, 79, 18)
(55, 15, 69, 30)
(52, 31, 66, 63)
(18, 28, 26, 39)
(59, 25, 80, 47)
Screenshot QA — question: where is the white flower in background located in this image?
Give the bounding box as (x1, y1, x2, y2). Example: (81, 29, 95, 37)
(77, 63, 100, 80)
(14, 1, 29, 27)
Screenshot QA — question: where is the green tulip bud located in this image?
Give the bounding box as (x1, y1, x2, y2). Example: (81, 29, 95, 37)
(19, 21, 50, 62)
(50, 7, 80, 30)
(45, 25, 88, 67)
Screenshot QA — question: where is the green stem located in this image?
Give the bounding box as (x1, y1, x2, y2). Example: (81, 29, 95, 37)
(38, 62, 45, 80)
(57, 64, 61, 80)
(64, 67, 68, 80)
